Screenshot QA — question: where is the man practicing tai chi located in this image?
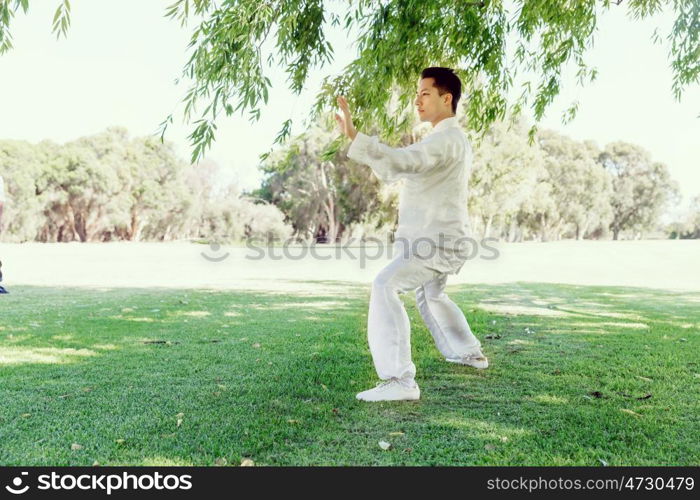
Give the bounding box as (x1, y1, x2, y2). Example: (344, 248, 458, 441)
(334, 67, 487, 402)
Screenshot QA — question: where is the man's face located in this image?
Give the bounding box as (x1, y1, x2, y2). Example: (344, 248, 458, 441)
(415, 77, 451, 122)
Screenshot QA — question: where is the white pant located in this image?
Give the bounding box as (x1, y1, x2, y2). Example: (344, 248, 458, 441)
(367, 253, 482, 383)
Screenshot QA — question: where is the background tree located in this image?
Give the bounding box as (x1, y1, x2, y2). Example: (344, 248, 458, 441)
(0, 124, 689, 243)
(31, 128, 193, 242)
(1, 0, 697, 161)
(662, 195, 700, 239)
(0, 139, 46, 241)
(686, 196, 700, 239)
(598, 141, 680, 240)
(0, 127, 292, 242)
(537, 130, 613, 240)
(253, 125, 394, 242)
(37, 137, 121, 242)
(115, 135, 194, 242)
(514, 181, 558, 242)
(467, 119, 544, 239)
(189, 163, 291, 243)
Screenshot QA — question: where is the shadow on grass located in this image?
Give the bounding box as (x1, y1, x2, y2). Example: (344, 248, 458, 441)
(0, 282, 698, 466)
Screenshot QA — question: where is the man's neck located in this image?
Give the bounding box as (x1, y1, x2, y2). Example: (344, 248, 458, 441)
(431, 113, 456, 128)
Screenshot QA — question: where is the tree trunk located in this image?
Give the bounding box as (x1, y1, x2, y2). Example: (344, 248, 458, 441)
(553, 220, 564, 241)
(319, 161, 337, 243)
(579, 222, 589, 240)
(70, 205, 88, 242)
(508, 218, 517, 242)
(129, 210, 141, 241)
(540, 213, 548, 242)
(483, 215, 493, 238)
(336, 220, 345, 241)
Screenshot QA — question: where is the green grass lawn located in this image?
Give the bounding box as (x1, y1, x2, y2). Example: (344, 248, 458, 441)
(1, 282, 698, 466)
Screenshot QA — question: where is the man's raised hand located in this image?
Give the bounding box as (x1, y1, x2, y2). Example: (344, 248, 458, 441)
(334, 96, 358, 140)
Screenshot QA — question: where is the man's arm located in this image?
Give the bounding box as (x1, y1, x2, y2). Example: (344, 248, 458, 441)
(347, 132, 453, 182)
(334, 96, 459, 182)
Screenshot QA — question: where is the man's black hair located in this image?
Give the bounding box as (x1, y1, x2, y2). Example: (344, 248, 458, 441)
(420, 67, 462, 114)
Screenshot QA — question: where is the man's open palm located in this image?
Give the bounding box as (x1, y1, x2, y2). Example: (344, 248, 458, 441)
(335, 96, 357, 140)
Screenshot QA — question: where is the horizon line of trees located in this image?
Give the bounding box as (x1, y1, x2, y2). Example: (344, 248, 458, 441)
(0, 122, 696, 244)
(254, 117, 688, 243)
(0, 127, 290, 243)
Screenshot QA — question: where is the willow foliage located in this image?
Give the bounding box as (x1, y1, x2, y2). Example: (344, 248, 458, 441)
(1, 0, 697, 162)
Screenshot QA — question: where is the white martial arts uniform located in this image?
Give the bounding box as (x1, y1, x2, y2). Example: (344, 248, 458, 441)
(347, 116, 482, 384)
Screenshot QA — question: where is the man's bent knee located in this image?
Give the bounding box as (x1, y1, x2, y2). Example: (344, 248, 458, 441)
(372, 274, 398, 292)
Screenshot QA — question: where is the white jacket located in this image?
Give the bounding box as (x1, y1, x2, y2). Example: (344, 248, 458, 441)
(347, 116, 473, 274)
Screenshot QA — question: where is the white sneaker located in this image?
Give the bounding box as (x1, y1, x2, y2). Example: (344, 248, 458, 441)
(356, 379, 420, 402)
(446, 350, 489, 369)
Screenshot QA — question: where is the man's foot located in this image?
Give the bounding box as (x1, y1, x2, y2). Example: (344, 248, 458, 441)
(446, 350, 489, 369)
(356, 379, 420, 402)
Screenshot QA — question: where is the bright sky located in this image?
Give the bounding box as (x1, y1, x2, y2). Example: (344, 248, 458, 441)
(0, 1, 698, 217)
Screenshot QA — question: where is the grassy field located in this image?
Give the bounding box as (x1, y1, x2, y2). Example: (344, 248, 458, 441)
(0, 282, 698, 466)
